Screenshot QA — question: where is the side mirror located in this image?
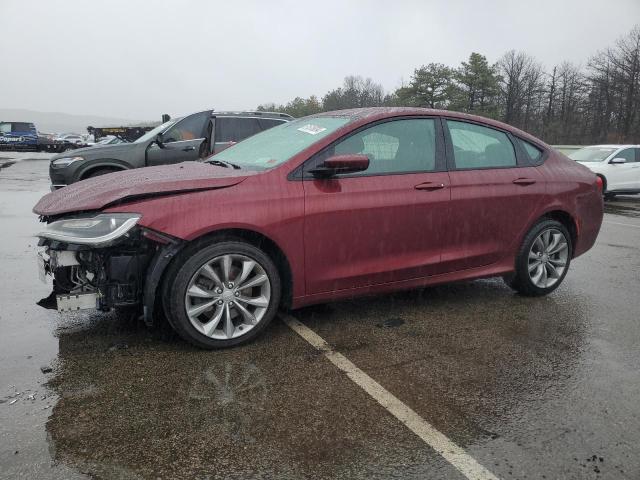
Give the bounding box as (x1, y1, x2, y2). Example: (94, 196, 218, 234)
(155, 133, 165, 149)
(309, 154, 370, 178)
(610, 157, 626, 164)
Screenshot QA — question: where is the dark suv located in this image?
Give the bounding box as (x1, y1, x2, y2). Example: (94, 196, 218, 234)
(48, 111, 292, 189)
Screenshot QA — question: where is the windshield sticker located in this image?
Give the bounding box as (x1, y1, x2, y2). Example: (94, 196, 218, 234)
(297, 124, 327, 135)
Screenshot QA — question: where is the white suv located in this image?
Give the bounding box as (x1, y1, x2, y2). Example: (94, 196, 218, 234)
(569, 145, 640, 199)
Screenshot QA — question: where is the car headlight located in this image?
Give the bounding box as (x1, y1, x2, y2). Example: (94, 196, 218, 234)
(37, 213, 141, 246)
(51, 156, 84, 168)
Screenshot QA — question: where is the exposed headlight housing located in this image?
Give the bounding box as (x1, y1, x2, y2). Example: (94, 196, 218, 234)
(51, 156, 84, 168)
(38, 213, 141, 246)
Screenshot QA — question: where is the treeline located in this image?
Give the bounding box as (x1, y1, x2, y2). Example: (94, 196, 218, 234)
(257, 26, 640, 144)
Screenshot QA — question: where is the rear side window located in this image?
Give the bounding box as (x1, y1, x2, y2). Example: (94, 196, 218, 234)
(515, 137, 543, 163)
(215, 118, 262, 143)
(258, 118, 286, 130)
(447, 120, 516, 169)
(163, 111, 208, 143)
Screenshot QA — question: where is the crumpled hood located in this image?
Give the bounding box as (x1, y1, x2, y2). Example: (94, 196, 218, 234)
(34, 162, 249, 216)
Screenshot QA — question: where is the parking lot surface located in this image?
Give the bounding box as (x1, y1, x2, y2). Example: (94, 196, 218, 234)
(1, 156, 639, 479)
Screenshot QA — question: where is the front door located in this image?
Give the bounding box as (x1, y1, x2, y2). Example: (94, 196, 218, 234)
(302, 117, 450, 294)
(146, 111, 209, 166)
(606, 148, 640, 191)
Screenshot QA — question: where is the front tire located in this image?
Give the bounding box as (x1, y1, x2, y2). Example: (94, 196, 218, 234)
(165, 240, 281, 349)
(85, 168, 118, 179)
(505, 219, 572, 296)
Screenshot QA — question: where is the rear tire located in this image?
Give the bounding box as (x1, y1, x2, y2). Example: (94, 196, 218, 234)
(505, 219, 572, 296)
(165, 240, 281, 349)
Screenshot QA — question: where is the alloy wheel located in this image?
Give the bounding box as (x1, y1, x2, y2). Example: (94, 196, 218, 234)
(185, 254, 271, 340)
(527, 228, 569, 288)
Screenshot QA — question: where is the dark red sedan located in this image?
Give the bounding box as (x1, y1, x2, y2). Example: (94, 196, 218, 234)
(34, 108, 603, 349)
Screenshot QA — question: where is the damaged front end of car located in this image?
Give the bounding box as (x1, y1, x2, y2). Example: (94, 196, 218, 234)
(37, 212, 182, 324)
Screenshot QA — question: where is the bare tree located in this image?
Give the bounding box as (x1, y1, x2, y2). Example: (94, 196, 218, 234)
(256, 25, 640, 144)
(322, 76, 386, 110)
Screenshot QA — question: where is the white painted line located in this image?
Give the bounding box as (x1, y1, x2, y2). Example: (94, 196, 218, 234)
(282, 314, 500, 480)
(604, 221, 640, 229)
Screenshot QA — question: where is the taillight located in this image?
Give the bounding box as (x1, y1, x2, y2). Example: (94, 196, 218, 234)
(595, 176, 603, 192)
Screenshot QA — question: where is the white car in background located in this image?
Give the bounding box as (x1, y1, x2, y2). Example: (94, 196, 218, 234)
(55, 133, 84, 144)
(569, 145, 640, 199)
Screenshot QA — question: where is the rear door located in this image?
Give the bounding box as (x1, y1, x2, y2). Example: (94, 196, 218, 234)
(440, 119, 545, 273)
(146, 111, 209, 166)
(302, 117, 450, 294)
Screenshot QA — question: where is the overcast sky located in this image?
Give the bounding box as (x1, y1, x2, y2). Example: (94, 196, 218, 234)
(1, 0, 639, 121)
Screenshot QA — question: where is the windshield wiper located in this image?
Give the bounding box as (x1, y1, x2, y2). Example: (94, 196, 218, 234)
(207, 160, 241, 169)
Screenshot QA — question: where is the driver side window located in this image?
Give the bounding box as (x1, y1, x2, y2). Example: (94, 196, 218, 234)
(314, 118, 437, 175)
(615, 148, 636, 163)
(163, 112, 208, 143)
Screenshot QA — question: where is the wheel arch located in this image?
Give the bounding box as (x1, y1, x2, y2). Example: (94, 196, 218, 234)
(183, 228, 294, 309)
(76, 160, 129, 181)
(538, 210, 578, 256)
(511, 209, 578, 267)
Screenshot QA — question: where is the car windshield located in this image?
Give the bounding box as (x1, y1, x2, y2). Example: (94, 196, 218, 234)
(134, 119, 179, 143)
(209, 117, 352, 170)
(569, 147, 617, 162)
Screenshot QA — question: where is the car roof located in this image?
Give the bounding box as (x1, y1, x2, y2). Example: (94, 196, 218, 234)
(311, 107, 548, 147)
(211, 111, 293, 120)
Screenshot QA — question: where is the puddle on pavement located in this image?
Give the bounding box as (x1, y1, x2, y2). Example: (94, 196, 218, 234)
(0, 160, 16, 170)
(295, 279, 590, 445)
(604, 196, 640, 218)
(376, 317, 405, 328)
(41, 309, 459, 480)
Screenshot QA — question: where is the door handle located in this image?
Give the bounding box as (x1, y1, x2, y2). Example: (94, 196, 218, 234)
(182, 146, 196, 152)
(513, 178, 536, 186)
(415, 182, 445, 191)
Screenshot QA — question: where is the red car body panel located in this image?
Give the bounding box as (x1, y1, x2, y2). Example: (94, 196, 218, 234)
(33, 162, 250, 216)
(303, 171, 451, 293)
(441, 166, 546, 273)
(34, 108, 604, 310)
(106, 171, 308, 299)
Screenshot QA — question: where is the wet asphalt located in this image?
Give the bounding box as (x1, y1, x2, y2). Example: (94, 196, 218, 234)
(1, 156, 639, 480)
